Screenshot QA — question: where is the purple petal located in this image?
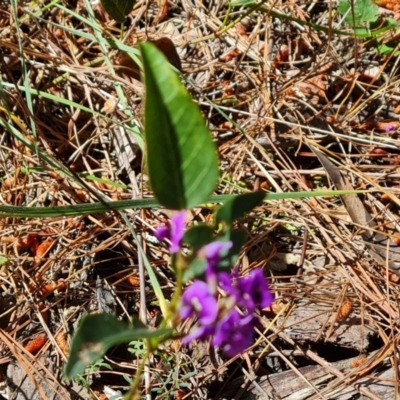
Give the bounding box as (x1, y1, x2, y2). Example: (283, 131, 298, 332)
(218, 272, 240, 301)
(182, 325, 215, 344)
(198, 296, 219, 324)
(202, 241, 232, 282)
(154, 226, 170, 241)
(212, 309, 240, 346)
(169, 211, 186, 253)
(154, 211, 186, 254)
(212, 311, 257, 356)
(181, 280, 212, 302)
(180, 303, 195, 320)
(204, 241, 233, 261)
(238, 268, 273, 311)
(222, 315, 256, 357)
(180, 281, 218, 324)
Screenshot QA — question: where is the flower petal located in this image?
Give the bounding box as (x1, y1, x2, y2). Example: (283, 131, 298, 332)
(202, 241, 232, 282)
(169, 211, 186, 253)
(154, 211, 186, 253)
(238, 268, 273, 311)
(180, 280, 218, 324)
(182, 325, 215, 344)
(221, 315, 256, 357)
(212, 309, 240, 347)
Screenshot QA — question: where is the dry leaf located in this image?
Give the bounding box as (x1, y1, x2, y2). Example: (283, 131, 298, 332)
(24, 333, 47, 354)
(151, 37, 182, 72)
(336, 300, 353, 322)
(116, 37, 181, 81)
(101, 97, 118, 114)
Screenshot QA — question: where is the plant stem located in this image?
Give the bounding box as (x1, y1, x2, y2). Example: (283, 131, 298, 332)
(0, 190, 368, 218)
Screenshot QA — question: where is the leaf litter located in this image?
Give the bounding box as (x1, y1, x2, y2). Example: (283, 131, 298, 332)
(1, 0, 400, 398)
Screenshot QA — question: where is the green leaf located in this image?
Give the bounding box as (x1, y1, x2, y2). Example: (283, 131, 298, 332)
(0, 256, 8, 266)
(183, 224, 215, 250)
(376, 43, 400, 56)
(354, 27, 370, 36)
(215, 191, 265, 227)
(64, 314, 171, 379)
(100, 0, 135, 23)
(338, 0, 378, 27)
(141, 42, 219, 210)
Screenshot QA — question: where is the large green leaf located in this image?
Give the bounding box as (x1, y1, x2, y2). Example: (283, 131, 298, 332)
(141, 42, 219, 210)
(100, 0, 135, 22)
(64, 314, 171, 379)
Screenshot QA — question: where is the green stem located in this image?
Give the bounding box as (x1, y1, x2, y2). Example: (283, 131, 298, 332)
(161, 253, 184, 328)
(124, 352, 149, 400)
(189, 2, 394, 45)
(221, 3, 232, 29)
(0, 190, 368, 218)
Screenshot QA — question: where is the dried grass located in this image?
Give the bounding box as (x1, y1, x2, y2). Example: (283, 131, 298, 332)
(0, 0, 400, 398)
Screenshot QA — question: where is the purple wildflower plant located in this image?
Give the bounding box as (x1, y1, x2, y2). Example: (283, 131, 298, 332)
(179, 265, 273, 357)
(154, 211, 185, 254)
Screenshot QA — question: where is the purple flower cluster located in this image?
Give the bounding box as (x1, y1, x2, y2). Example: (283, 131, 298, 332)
(181, 266, 272, 356)
(155, 211, 273, 357)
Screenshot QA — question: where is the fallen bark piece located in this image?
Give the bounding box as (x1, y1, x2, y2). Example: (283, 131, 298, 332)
(222, 352, 397, 399)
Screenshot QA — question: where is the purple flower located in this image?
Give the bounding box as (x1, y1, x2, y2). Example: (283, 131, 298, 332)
(180, 281, 218, 325)
(219, 268, 273, 311)
(212, 309, 241, 347)
(218, 271, 240, 302)
(155, 211, 185, 253)
(179, 265, 273, 358)
(220, 314, 257, 357)
(237, 268, 273, 311)
(385, 124, 395, 132)
(200, 241, 232, 283)
(212, 310, 257, 357)
(180, 280, 219, 344)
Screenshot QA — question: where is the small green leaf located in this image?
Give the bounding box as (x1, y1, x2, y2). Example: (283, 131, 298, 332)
(338, 0, 378, 27)
(0, 256, 8, 266)
(141, 42, 219, 210)
(215, 192, 265, 227)
(100, 0, 135, 23)
(377, 43, 400, 56)
(183, 224, 215, 250)
(65, 314, 171, 379)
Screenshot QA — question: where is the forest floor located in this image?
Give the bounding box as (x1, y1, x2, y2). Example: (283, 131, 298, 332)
(1, 0, 400, 399)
